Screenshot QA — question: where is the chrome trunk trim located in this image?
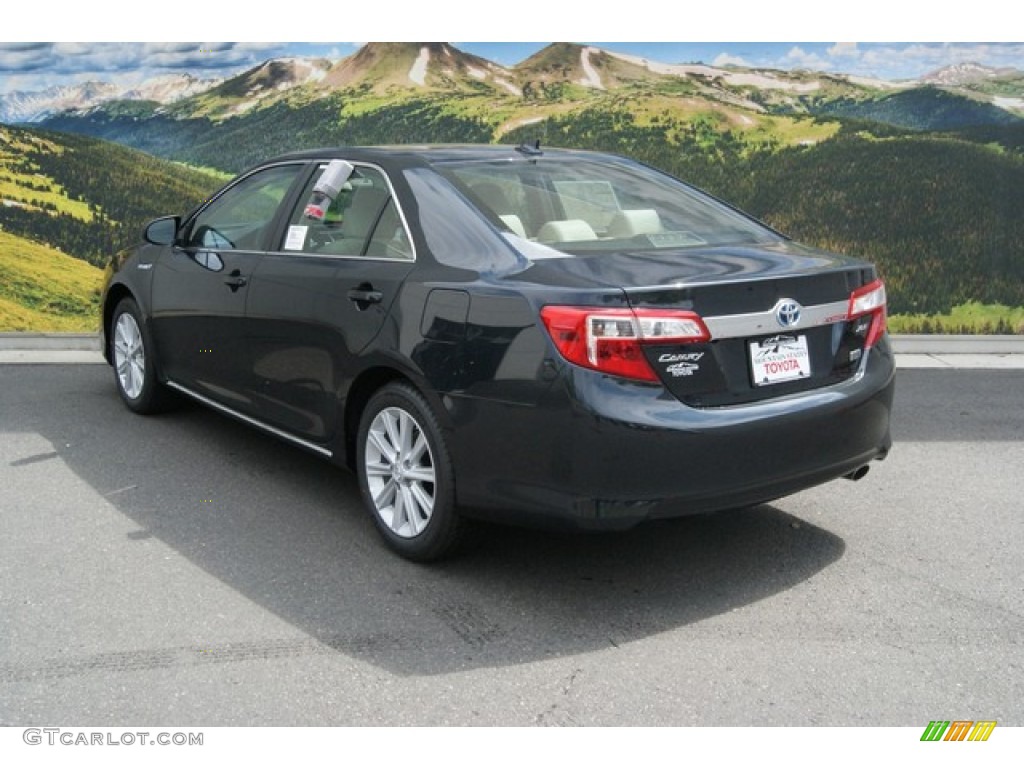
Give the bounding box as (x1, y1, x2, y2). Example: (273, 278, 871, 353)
(704, 299, 849, 340)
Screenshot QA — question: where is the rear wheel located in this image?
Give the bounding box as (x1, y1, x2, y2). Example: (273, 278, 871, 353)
(356, 382, 464, 561)
(110, 297, 174, 414)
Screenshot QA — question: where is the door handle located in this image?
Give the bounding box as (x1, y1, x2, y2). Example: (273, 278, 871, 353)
(348, 284, 383, 308)
(224, 270, 248, 291)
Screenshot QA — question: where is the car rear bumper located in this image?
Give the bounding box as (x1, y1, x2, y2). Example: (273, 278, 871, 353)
(449, 337, 895, 530)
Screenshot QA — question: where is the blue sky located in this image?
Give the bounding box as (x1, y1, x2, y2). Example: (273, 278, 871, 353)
(2, 41, 1023, 94)
(3, 1, 1020, 93)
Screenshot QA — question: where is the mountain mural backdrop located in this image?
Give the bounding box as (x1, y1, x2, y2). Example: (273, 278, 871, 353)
(1, 42, 1023, 333)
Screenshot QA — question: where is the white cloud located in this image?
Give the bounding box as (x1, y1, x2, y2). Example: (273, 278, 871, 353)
(0, 44, 55, 72)
(701, 42, 1024, 81)
(0, 42, 296, 92)
(147, 42, 219, 54)
(712, 53, 751, 68)
(855, 42, 1024, 79)
(4, 41, 1024, 95)
(0, 42, 49, 52)
(784, 46, 830, 71)
(827, 42, 860, 58)
(324, 45, 360, 61)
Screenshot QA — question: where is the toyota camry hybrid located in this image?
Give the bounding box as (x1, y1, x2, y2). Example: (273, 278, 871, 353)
(101, 145, 894, 560)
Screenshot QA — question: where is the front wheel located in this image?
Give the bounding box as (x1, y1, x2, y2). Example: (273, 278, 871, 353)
(110, 297, 174, 414)
(356, 382, 465, 561)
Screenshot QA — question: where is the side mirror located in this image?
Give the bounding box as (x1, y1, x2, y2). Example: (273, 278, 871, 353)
(144, 216, 180, 246)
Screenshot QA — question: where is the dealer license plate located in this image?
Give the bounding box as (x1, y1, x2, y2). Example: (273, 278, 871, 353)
(749, 334, 812, 386)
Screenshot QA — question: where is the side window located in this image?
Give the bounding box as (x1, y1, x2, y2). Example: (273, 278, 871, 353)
(366, 199, 413, 259)
(280, 165, 412, 259)
(186, 165, 302, 251)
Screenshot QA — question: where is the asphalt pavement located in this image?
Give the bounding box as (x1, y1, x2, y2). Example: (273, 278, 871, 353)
(0, 359, 1022, 725)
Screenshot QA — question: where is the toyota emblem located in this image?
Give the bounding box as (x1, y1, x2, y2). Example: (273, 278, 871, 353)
(776, 299, 802, 328)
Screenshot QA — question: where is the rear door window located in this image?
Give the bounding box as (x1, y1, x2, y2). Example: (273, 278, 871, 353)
(279, 164, 413, 260)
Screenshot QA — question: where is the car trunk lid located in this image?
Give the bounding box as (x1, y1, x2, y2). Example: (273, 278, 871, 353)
(522, 242, 884, 406)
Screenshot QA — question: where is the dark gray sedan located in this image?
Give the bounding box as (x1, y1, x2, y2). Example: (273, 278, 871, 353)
(101, 145, 894, 560)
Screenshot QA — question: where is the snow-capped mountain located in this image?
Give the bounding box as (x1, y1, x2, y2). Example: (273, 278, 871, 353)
(0, 74, 221, 123)
(0, 82, 121, 123)
(322, 43, 516, 94)
(920, 62, 1019, 87)
(120, 73, 222, 104)
(5, 44, 1024, 127)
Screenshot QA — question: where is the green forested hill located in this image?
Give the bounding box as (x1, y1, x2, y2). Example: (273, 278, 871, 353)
(951, 123, 1024, 152)
(43, 96, 498, 173)
(0, 124, 224, 267)
(730, 131, 1024, 315)
(11, 78, 1024, 332)
(505, 111, 1024, 317)
(808, 87, 1022, 131)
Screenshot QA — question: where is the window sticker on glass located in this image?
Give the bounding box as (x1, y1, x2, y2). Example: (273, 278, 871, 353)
(284, 225, 308, 251)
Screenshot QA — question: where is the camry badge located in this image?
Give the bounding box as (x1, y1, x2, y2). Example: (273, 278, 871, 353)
(775, 299, 802, 328)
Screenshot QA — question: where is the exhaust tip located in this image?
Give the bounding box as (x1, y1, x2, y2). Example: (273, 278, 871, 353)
(843, 465, 870, 481)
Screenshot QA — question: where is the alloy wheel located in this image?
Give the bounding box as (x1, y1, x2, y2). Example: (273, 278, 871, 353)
(363, 406, 436, 538)
(113, 312, 146, 400)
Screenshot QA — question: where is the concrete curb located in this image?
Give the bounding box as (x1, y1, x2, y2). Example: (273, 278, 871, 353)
(891, 335, 1024, 354)
(895, 354, 1024, 370)
(0, 350, 105, 364)
(1, 333, 1023, 368)
(0, 333, 101, 351)
(2, 332, 1023, 353)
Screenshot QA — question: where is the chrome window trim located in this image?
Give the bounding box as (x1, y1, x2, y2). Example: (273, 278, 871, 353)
(261, 250, 417, 264)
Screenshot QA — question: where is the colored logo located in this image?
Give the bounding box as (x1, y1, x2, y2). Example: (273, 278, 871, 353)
(920, 720, 996, 742)
(775, 299, 802, 328)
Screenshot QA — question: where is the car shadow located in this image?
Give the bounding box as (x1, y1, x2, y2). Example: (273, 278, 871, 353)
(5, 366, 845, 676)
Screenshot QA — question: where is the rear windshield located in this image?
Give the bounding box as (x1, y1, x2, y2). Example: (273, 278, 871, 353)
(436, 156, 779, 255)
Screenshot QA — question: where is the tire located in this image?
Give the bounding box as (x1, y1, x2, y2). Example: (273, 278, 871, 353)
(356, 382, 465, 561)
(110, 297, 175, 414)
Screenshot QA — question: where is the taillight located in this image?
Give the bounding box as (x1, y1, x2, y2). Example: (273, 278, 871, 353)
(848, 279, 887, 349)
(540, 306, 709, 382)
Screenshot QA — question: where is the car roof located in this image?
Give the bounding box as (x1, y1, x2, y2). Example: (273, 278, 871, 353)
(263, 144, 609, 167)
